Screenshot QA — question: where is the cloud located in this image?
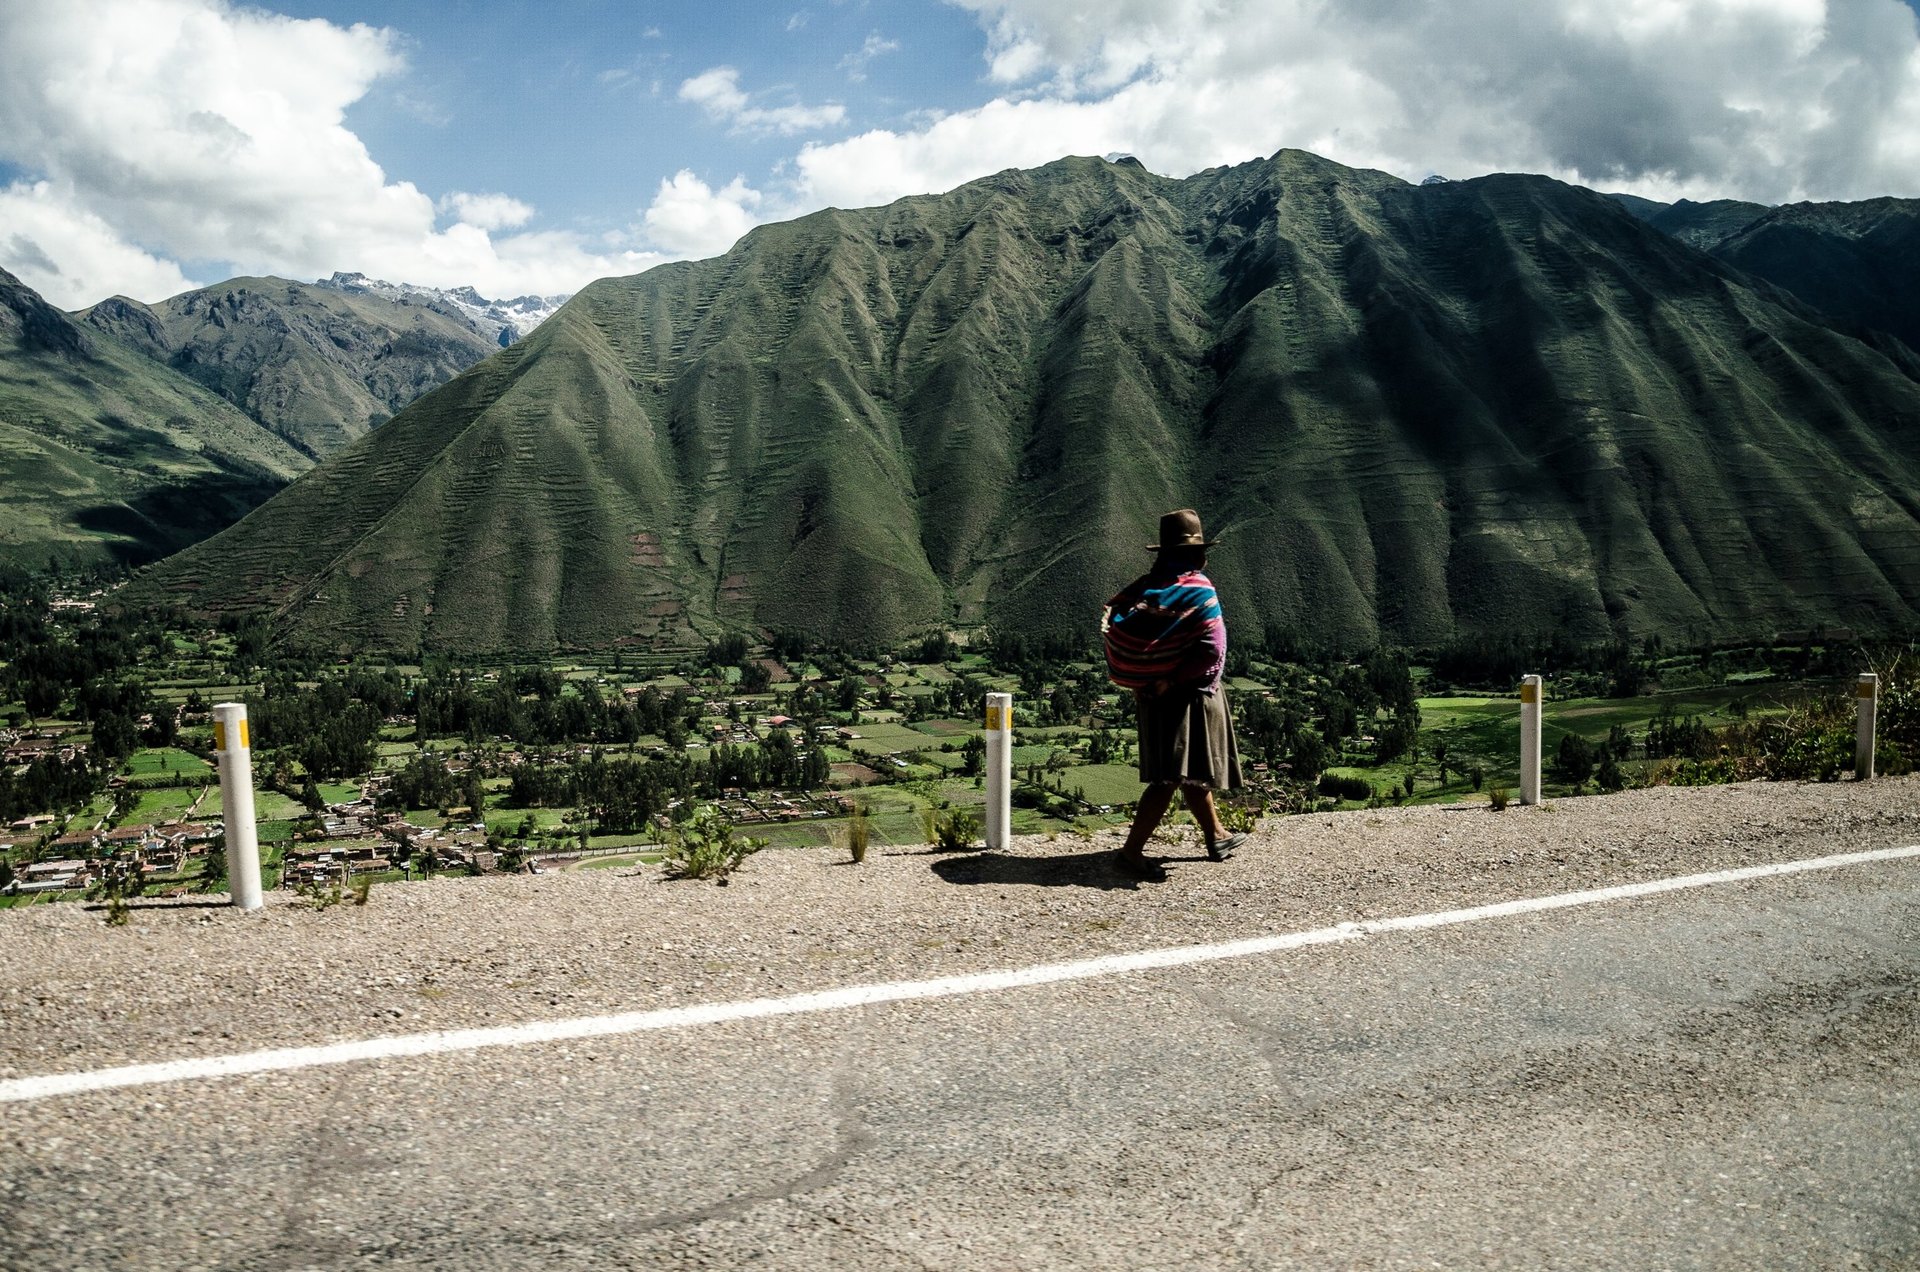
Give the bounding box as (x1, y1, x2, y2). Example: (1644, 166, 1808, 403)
(0, 0, 661, 306)
(678, 66, 847, 136)
(641, 170, 764, 259)
(0, 180, 199, 306)
(786, 0, 1920, 210)
(839, 33, 902, 82)
(439, 191, 536, 231)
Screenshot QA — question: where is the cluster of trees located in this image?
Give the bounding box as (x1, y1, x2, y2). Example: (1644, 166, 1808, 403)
(413, 672, 695, 746)
(508, 751, 699, 833)
(703, 730, 830, 792)
(380, 753, 486, 815)
(0, 753, 97, 824)
(254, 677, 383, 780)
(1554, 724, 1636, 792)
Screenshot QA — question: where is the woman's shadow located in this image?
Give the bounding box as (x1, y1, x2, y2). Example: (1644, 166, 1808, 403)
(929, 846, 1194, 891)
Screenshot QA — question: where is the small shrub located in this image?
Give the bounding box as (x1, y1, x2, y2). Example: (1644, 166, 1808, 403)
(933, 808, 981, 851)
(1879, 739, 1911, 778)
(661, 806, 765, 881)
(1488, 786, 1510, 811)
(1317, 773, 1374, 802)
(1218, 796, 1265, 834)
(349, 875, 374, 906)
(87, 857, 140, 927)
(296, 878, 344, 910)
(844, 803, 871, 863)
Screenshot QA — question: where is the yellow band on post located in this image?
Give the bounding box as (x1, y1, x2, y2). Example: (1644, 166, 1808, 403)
(985, 706, 1003, 730)
(238, 720, 250, 748)
(213, 721, 226, 751)
(1519, 684, 1540, 704)
(1858, 684, 1877, 699)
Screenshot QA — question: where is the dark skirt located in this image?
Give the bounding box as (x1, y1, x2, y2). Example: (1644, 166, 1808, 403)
(1136, 687, 1244, 790)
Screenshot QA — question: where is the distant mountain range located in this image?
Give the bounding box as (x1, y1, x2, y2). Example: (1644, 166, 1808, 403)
(0, 267, 308, 568)
(1, 270, 566, 566)
(314, 273, 571, 344)
(123, 150, 1920, 654)
(78, 277, 506, 460)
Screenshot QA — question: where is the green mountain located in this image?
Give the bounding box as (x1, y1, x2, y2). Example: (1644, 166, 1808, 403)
(127, 151, 1920, 653)
(0, 268, 309, 568)
(78, 277, 502, 460)
(1610, 193, 1920, 354)
(1706, 198, 1920, 356)
(1608, 195, 1772, 251)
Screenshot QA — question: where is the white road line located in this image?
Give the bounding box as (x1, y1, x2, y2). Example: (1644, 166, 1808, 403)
(4, 842, 1917, 1105)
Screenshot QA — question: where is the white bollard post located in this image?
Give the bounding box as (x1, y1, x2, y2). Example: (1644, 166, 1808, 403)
(984, 692, 1011, 851)
(1856, 673, 1880, 780)
(212, 702, 264, 911)
(1519, 674, 1543, 806)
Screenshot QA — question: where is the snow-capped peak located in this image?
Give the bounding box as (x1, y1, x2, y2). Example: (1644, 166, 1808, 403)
(317, 272, 569, 345)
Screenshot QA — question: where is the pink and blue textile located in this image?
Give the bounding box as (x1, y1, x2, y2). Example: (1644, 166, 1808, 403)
(1102, 569, 1228, 693)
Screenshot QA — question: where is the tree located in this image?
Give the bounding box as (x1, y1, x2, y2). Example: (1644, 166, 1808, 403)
(202, 833, 227, 888)
(836, 675, 864, 712)
(23, 678, 60, 720)
(91, 710, 138, 763)
(1553, 733, 1596, 787)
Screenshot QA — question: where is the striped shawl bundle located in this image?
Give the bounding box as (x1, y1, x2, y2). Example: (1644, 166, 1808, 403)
(1102, 569, 1228, 691)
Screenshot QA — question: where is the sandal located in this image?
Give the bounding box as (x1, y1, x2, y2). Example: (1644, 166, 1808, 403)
(1206, 833, 1248, 863)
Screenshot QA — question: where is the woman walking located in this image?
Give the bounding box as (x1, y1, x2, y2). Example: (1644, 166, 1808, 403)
(1102, 509, 1247, 880)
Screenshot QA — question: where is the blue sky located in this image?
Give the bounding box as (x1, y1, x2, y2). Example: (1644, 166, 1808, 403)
(3, 0, 1919, 308)
(278, 1, 991, 230)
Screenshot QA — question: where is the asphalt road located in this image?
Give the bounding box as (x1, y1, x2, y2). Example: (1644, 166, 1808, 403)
(3, 851, 1915, 1270)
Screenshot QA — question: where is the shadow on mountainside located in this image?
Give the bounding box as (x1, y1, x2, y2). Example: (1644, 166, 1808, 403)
(929, 848, 1181, 891)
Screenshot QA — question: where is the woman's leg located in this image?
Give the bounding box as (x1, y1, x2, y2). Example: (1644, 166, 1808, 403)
(1182, 786, 1227, 841)
(1120, 782, 1177, 858)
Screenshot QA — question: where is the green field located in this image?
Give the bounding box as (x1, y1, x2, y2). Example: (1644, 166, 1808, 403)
(840, 723, 940, 754)
(125, 786, 204, 821)
(1055, 763, 1145, 806)
(125, 747, 212, 777)
(199, 788, 306, 821)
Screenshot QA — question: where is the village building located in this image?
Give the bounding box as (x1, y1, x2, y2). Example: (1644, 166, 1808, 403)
(14, 859, 93, 893)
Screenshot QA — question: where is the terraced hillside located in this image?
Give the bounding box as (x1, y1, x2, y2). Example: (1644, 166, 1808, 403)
(128, 150, 1920, 653)
(79, 277, 502, 459)
(0, 268, 309, 568)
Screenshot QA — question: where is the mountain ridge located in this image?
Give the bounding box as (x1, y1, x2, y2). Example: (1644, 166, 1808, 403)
(77, 276, 507, 460)
(122, 150, 1920, 652)
(0, 267, 309, 568)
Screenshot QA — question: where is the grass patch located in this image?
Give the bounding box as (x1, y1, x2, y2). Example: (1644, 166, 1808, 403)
(124, 747, 212, 777)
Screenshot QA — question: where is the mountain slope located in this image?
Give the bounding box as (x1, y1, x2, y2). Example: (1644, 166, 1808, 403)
(127, 151, 1920, 653)
(78, 277, 503, 460)
(0, 268, 308, 567)
(1706, 198, 1920, 356)
(1609, 195, 1771, 250)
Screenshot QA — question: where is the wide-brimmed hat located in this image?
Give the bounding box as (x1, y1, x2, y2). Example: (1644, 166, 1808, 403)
(1148, 508, 1218, 551)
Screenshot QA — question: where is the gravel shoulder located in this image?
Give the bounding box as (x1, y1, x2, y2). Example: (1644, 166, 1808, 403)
(5, 778, 1919, 1079)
